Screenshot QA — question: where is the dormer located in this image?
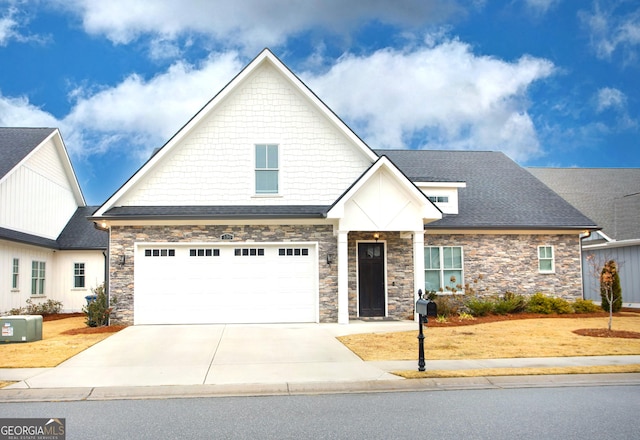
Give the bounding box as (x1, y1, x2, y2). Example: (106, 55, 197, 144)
(415, 181, 466, 214)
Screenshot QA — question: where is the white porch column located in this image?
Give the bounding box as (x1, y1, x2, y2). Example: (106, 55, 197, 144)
(413, 230, 425, 305)
(337, 230, 350, 324)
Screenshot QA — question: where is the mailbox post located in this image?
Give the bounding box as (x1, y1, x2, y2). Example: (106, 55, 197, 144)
(415, 289, 437, 372)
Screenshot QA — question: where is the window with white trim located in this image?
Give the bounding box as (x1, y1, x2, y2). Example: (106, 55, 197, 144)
(255, 144, 279, 194)
(12, 258, 19, 289)
(538, 246, 554, 273)
(74, 263, 85, 288)
(31, 261, 45, 296)
(427, 196, 449, 203)
(425, 246, 463, 292)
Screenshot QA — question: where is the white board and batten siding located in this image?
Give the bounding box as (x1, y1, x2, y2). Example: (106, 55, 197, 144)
(134, 242, 319, 325)
(0, 137, 79, 239)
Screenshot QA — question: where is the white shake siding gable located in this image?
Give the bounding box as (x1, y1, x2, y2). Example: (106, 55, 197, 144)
(117, 63, 373, 207)
(0, 138, 79, 238)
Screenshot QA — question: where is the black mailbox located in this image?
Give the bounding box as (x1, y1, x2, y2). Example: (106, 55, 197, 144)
(416, 297, 438, 317)
(426, 300, 438, 317)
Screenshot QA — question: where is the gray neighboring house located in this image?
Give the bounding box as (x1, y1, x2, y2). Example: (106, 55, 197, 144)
(528, 168, 640, 307)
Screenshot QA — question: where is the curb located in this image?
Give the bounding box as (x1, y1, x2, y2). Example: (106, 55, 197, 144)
(1, 373, 639, 403)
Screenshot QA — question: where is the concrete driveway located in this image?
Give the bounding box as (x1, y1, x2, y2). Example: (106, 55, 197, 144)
(11, 322, 416, 389)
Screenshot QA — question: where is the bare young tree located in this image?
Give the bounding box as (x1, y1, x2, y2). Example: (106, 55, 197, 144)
(586, 255, 623, 331)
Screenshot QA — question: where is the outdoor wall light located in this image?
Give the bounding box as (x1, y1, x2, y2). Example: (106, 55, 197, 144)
(373, 232, 380, 242)
(118, 255, 126, 267)
(326, 253, 334, 265)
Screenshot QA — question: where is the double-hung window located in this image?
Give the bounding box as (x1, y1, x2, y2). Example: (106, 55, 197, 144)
(12, 258, 19, 289)
(538, 246, 554, 273)
(74, 263, 86, 288)
(255, 144, 279, 194)
(425, 246, 463, 292)
(31, 261, 45, 296)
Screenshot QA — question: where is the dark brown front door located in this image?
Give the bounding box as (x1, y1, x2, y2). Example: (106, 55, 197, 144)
(358, 242, 385, 317)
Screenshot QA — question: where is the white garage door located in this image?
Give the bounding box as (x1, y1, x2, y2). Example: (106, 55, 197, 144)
(134, 243, 318, 324)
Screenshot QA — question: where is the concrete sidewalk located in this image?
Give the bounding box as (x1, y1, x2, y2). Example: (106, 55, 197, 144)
(1, 321, 639, 401)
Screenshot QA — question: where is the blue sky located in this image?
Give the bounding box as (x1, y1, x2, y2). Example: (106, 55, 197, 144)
(1, 0, 638, 205)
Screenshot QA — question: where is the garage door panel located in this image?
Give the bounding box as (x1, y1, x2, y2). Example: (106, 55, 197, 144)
(134, 244, 317, 324)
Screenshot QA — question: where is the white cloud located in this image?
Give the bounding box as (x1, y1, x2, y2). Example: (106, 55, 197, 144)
(1, 39, 554, 165)
(579, 2, 640, 62)
(595, 87, 626, 112)
(0, 93, 59, 126)
(55, 0, 464, 52)
(61, 52, 244, 158)
(303, 40, 555, 161)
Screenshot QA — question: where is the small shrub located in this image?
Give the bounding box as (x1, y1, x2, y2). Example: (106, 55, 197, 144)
(465, 297, 494, 317)
(435, 315, 448, 323)
(572, 299, 601, 314)
(457, 312, 475, 321)
(9, 298, 62, 316)
(493, 292, 528, 315)
(83, 284, 115, 327)
(526, 293, 573, 314)
(433, 295, 460, 317)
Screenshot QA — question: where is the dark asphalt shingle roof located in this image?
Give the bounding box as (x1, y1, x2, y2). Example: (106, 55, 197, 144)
(376, 150, 598, 229)
(528, 168, 640, 240)
(100, 205, 331, 219)
(57, 206, 108, 249)
(0, 128, 56, 179)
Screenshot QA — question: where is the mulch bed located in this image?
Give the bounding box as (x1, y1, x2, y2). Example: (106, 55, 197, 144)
(573, 328, 640, 339)
(62, 325, 127, 335)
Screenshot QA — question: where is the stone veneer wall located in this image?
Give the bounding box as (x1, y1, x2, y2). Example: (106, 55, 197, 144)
(424, 233, 583, 299)
(348, 232, 415, 320)
(108, 224, 337, 325)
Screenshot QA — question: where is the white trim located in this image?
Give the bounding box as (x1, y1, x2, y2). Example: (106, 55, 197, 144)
(424, 245, 465, 292)
(537, 245, 555, 274)
(415, 181, 467, 188)
(583, 238, 640, 250)
(327, 156, 441, 222)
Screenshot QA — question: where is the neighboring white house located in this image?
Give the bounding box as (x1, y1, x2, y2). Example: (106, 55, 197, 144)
(0, 128, 107, 314)
(90, 49, 598, 326)
(529, 168, 640, 307)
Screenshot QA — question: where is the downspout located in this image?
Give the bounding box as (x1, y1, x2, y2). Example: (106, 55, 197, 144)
(578, 231, 591, 300)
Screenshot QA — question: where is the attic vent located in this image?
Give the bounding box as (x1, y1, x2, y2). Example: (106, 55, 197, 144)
(220, 233, 234, 240)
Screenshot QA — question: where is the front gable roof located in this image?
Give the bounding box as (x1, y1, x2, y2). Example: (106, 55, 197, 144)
(327, 156, 442, 231)
(94, 49, 378, 218)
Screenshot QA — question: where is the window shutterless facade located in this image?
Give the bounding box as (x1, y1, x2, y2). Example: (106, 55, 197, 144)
(255, 144, 279, 194)
(74, 263, 86, 288)
(538, 245, 554, 273)
(31, 261, 45, 295)
(12, 258, 19, 289)
(424, 246, 463, 292)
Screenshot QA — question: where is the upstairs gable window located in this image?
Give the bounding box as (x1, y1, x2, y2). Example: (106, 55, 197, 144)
(255, 144, 279, 194)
